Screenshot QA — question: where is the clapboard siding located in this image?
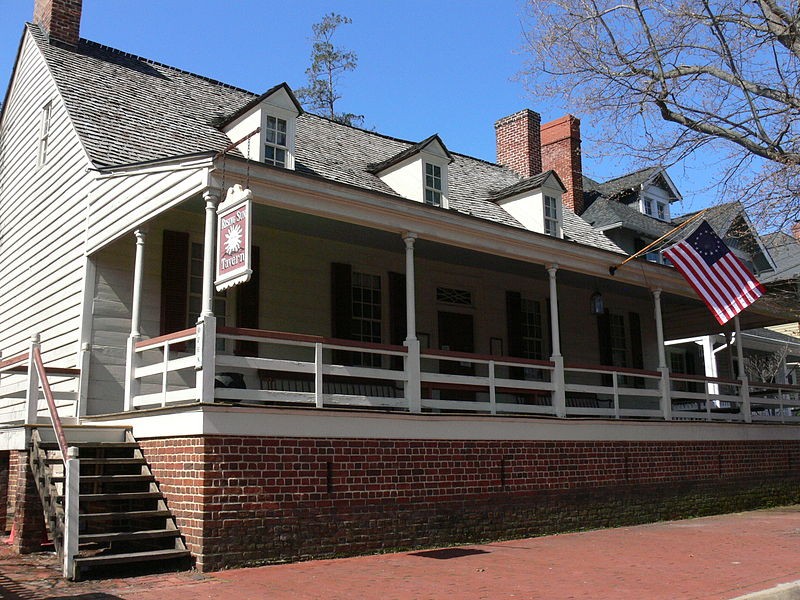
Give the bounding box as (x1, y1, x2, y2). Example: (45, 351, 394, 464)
(86, 162, 210, 254)
(0, 31, 93, 366)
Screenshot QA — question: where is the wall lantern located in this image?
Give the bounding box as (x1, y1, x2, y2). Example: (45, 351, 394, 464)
(590, 291, 605, 315)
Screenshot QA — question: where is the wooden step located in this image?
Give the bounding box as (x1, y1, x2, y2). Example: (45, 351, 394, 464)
(80, 509, 172, 520)
(79, 529, 181, 544)
(80, 492, 162, 502)
(39, 441, 139, 451)
(73, 548, 190, 568)
(79, 474, 154, 483)
(45, 457, 146, 466)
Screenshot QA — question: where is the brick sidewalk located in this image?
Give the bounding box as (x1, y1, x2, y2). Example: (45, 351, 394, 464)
(2, 507, 800, 599)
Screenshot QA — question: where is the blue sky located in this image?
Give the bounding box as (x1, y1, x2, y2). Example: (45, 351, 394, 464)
(0, 0, 715, 213)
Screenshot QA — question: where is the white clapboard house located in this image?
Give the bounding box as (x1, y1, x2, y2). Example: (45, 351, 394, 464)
(1, 0, 800, 578)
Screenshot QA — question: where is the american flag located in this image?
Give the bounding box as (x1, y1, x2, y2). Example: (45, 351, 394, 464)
(662, 221, 765, 325)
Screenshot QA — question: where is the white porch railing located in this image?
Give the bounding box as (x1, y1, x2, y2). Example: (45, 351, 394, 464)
(0, 351, 81, 425)
(126, 325, 800, 424)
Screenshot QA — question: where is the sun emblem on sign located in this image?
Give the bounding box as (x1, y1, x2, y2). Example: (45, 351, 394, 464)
(224, 224, 243, 255)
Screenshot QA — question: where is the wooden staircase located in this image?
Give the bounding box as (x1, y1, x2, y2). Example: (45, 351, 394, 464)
(29, 425, 190, 579)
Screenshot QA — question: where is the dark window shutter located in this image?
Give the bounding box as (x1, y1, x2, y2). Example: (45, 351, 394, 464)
(506, 291, 524, 380)
(160, 230, 189, 342)
(597, 310, 612, 366)
(597, 309, 613, 387)
(506, 291, 523, 357)
(628, 312, 644, 370)
(331, 263, 353, 339)
(235, 246, 260, 356)
(388, 272, 407, 346)
(388, 272, 407, 370)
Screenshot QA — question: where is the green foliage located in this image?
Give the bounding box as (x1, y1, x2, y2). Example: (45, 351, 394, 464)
(297, 13, 364, 127)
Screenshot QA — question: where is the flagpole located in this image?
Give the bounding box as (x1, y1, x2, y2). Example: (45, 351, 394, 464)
(608, 208, 709, 275)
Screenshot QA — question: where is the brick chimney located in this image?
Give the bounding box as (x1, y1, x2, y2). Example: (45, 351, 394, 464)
(495, 109, 542, 179)
(34, 0, 82, 46)
(541, 115, 584, 215)
(793, 221, 800, 242)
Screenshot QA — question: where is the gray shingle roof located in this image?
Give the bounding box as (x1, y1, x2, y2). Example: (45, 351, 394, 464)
(29, 24, 624, 255)
(582, 196, 672, 239)
(488, 170, 564, 202)
(596, 166, 662, 199)
(761, 231, 800, 283)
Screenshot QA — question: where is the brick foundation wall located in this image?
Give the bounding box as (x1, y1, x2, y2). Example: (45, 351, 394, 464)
(0, 452, 9, 533)
(139, 437, 800, 572)
(7, 451, 21, 533)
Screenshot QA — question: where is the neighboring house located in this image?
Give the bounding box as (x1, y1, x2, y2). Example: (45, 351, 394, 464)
(583, 166, 797, 393)
(2, 0, 800, 575)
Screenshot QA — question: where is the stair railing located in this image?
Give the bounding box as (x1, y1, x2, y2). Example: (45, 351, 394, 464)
(27, 334, 80, 579)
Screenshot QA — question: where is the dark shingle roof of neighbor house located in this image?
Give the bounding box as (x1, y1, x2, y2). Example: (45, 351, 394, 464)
(581, 196, 673, 239)
(27, 24, 624, 254)
(594, 166, 662, 199)
(761, 231, 800, 283)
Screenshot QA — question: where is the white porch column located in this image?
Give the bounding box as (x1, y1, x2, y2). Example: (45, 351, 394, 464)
(196, 190, 220, 404)
(734, 315, 752, 422)
(403, 233, 421, 413)
(701, 335, 720, 397)
(201, 190, 219, 318)
(547, 265, 566, 418)
(652, 289, 672, 420)
(124, 229, 147, 411)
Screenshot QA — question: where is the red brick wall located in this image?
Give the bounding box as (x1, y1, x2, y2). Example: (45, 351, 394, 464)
(140, 436, 800, 571)
(494, 109, 542, 179)
(541, 115, 584, 214)
(34, 0, 82, 46)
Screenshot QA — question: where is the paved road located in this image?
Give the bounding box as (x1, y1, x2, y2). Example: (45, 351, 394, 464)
(2, 507, 800, 599)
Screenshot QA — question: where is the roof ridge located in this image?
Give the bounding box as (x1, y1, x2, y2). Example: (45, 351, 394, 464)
(601, 165, 659, 185)
(28, 24, 260, 98)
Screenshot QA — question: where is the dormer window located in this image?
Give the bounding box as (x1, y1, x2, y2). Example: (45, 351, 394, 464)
(264, 115, 288, 167)
(220, 82, 302, 170)
(544, 195, 559, 236)
(425, 163, 443, 207)
(369, 134, 453, 209)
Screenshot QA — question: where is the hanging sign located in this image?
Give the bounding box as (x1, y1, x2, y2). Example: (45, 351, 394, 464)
(215, 184, 253, 291)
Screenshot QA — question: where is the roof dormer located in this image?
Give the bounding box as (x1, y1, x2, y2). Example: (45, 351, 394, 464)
(491, 171, 566, 238)
(638, 169, 681, 221)
(368, 135, 453, 208)
(220, 82, 302, 169)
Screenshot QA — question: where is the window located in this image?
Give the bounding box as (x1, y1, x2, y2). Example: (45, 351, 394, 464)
(188, 242, 227, 349)
(352, 272, 382, 366)
(544, 195, 559, 236)
(436, 287, 472, 306)
(37, 102, 52, 167)
(264, 115, 288, 167)
(609, 313, 628, 367)
(521, 298, 544, 360)
(425, 163, 442, 207)
(657, 202, 666, 220)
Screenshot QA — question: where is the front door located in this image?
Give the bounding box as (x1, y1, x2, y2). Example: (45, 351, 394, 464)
(438, 311, 475, 401)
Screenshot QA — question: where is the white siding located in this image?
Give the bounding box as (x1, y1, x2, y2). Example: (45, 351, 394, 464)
(0, 31, 93, 366)
(86, 161, 210, 254)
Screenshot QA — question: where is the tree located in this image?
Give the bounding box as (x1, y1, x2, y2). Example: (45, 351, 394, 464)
(521, 0, 800, 229)
(297, 13, 364, 127)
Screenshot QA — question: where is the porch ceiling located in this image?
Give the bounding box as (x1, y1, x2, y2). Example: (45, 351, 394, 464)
(180, 197, 792, 340)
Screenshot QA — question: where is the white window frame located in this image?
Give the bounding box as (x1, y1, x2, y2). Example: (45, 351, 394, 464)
(263, 114, 288, 168)
(543, 195, 559, 237)
(37, 101, 53, 167)
(424, 162, 443, 207)
(260, 106, 296, 169)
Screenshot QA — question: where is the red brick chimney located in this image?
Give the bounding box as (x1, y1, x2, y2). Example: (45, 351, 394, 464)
(541, 115, 584, 215)
(793, 221, 800, 241)
(34, 0, 82, 46)
(495, 109, 542, 179)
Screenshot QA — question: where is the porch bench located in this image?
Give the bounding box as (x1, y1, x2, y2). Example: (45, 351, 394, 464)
(257, 370, 400, 398)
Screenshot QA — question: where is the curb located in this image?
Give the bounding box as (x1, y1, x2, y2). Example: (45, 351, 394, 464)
(731, 581, 800, 600)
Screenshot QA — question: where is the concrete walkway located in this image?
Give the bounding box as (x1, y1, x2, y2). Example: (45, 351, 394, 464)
(2, 507, 800, 599)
